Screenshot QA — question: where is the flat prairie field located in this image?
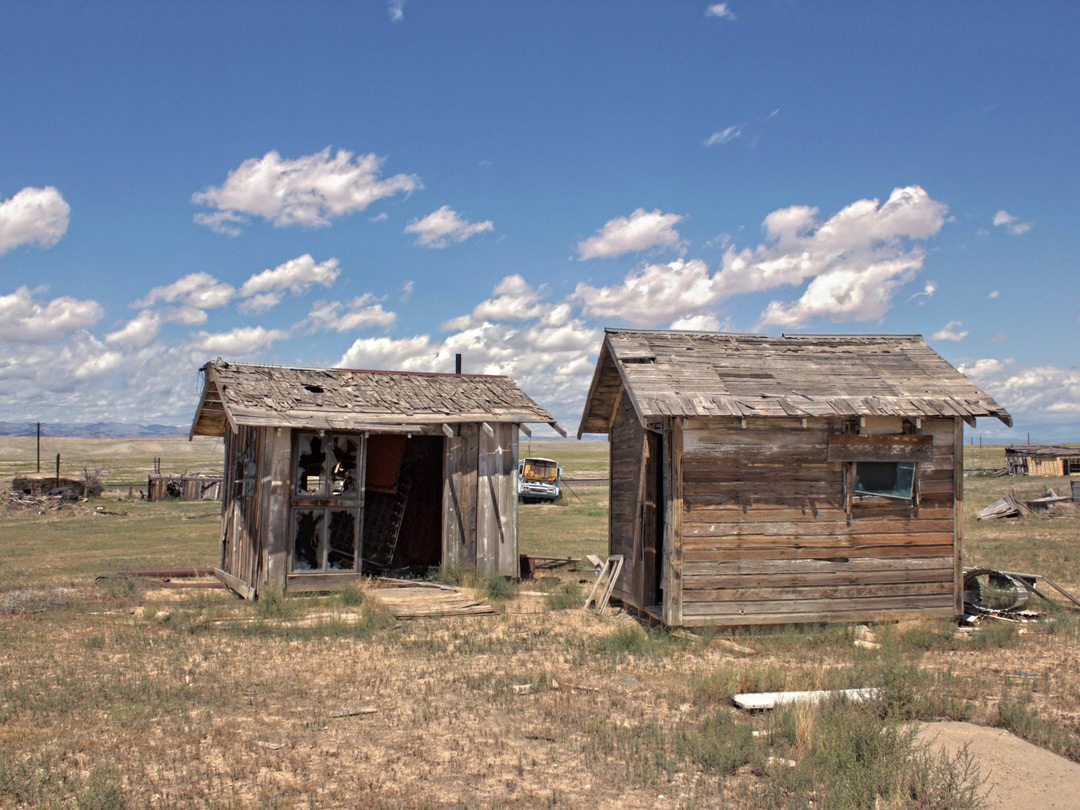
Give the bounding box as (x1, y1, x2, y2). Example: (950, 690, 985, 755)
(2, 437, 1080, 809)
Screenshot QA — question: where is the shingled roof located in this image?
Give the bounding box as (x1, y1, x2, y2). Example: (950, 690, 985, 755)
(578, 329, 1011, 436)
(191, 361, 560, 437)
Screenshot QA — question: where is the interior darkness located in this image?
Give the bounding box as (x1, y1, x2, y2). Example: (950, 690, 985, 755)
(363, 434, 443, 572)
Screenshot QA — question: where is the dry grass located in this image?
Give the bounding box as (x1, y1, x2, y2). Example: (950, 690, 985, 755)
(1, 438, 1078, 808)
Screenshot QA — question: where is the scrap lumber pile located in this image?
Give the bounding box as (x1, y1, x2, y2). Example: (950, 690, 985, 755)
(369, 578, 496, 618)
(1024, 488, 1074, 511)
(3, 492, 91, 516)
(975, 488, 1077, 520)
(975, 493, 1024, 520)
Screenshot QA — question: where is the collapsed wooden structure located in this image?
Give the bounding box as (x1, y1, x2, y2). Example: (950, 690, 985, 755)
(10, 473, 86, 497)
(190, 361, 560, 598)
(1004, 445, 1080, 476)
(579, 329, 1012, 627)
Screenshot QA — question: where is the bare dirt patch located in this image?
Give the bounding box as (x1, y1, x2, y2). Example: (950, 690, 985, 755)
(919, 721, 1080, 809)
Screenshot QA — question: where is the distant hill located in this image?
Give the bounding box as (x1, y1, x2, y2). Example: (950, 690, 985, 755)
(0, 422, 187, 438)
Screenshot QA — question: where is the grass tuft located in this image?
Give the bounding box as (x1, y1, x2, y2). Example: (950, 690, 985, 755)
(544, 582, 583, 611)
(254, 586, 301, 621)
(480, 574, 517, 602)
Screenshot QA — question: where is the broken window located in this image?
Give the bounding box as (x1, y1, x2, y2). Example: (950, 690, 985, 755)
(296, 434, 328, 497)
(330, 435, 360, 497)
(326, 510, 357, 570)
(292, 510, 324, 571)
(289, 431, 364, 574)
(853, 461, 916, 500)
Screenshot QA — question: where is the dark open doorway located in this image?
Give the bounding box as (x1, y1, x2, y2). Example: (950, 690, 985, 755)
(362, 434, 444, 573)
(643, 430, 665, 609)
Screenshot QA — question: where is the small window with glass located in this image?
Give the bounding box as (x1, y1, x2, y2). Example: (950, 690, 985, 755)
(852, 461, 916, 500)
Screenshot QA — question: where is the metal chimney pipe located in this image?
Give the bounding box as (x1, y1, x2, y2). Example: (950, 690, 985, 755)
(455, 353, 462, 374)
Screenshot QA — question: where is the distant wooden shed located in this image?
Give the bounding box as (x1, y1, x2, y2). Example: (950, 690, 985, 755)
(579, 329, 1012, 627)
(1004, 445, 1080, 476)
(190, 361, 560, 598)
(146, 474, 222, 501)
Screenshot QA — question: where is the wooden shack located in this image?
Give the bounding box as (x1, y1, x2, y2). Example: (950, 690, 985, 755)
(147, 474, 223, 501)
(190, 361, 561, 598)
(578, 329, 1012, 627)
(1004, 445, 1080, 476)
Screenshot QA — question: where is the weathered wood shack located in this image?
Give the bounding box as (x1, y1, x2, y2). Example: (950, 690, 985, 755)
(1004, 445, 1080, 476)
(147, 474, 223, 501)
(190, 361, 560, 598)
(579, 329, 1012, 627)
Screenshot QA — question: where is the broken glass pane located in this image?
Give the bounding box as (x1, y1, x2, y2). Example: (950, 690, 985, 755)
(326, 510, 357, 570)
(292, 510, 323, 571)
(296, 434, 327, 496)
(330, 435, 360, 497)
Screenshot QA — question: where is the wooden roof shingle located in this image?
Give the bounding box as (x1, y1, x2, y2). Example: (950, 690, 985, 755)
(191, 361, 560, 437)
(578, 329, 1011, 435)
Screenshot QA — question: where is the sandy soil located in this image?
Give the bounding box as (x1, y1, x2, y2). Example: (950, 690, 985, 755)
(918, 721, 1080, 809)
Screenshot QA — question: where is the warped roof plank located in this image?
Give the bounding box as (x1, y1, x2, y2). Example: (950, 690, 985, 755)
(191, 361, 558, 437)
(578, 329, 1011, 435)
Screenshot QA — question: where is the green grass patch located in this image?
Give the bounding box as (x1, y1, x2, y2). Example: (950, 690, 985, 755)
(544, 582, 583, 611)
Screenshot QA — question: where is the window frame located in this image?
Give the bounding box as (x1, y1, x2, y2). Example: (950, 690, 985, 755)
(288, 430, 366, 575)
(851, 460, 917, 501)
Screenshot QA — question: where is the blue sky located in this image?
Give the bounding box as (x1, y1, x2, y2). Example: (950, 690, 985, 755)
(1, 1, 1077, 440)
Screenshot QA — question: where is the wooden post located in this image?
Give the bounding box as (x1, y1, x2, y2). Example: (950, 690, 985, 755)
(55, 453, 60, 490)
(36, 422, 41, 473)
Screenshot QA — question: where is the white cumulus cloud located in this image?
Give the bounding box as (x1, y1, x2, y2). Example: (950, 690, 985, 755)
(192, 148, 419, 233)
(301, 295, 396, 333)
(706, 3, 736, 20)
(960, 358, 1080, 421)
(337, 335, 437, 371)
(104, 311, 162, 349)
(0, 287, 103, 343)
(573, 258, 717, 326)
(133, 272, 235, 313)
(0, 186, 71, 256)
(670, 313, 727, 331)
(442, 275, 550, 331)
(577, 208, 683, 260)
(571, 186, 947, 329)
(993, 210, 1032, 236)
(932, 320, 970, 343)
(191, 326, 288, 356)
(404, 205, 494, 248)
(238, 254, 340, 313)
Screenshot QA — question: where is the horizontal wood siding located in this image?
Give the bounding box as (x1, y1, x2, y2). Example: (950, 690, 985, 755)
(679, 417, 957, 626)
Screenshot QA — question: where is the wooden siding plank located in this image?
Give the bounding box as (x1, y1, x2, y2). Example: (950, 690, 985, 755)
(684, 581, 952, 602)
(678, 606, 956, 627)
(826, 434, 934, 462)
(264, 427, 292, 594)
(683, 544, 954, 562)
(683, 593, 954, 617)
(682, 556, 953, 576)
